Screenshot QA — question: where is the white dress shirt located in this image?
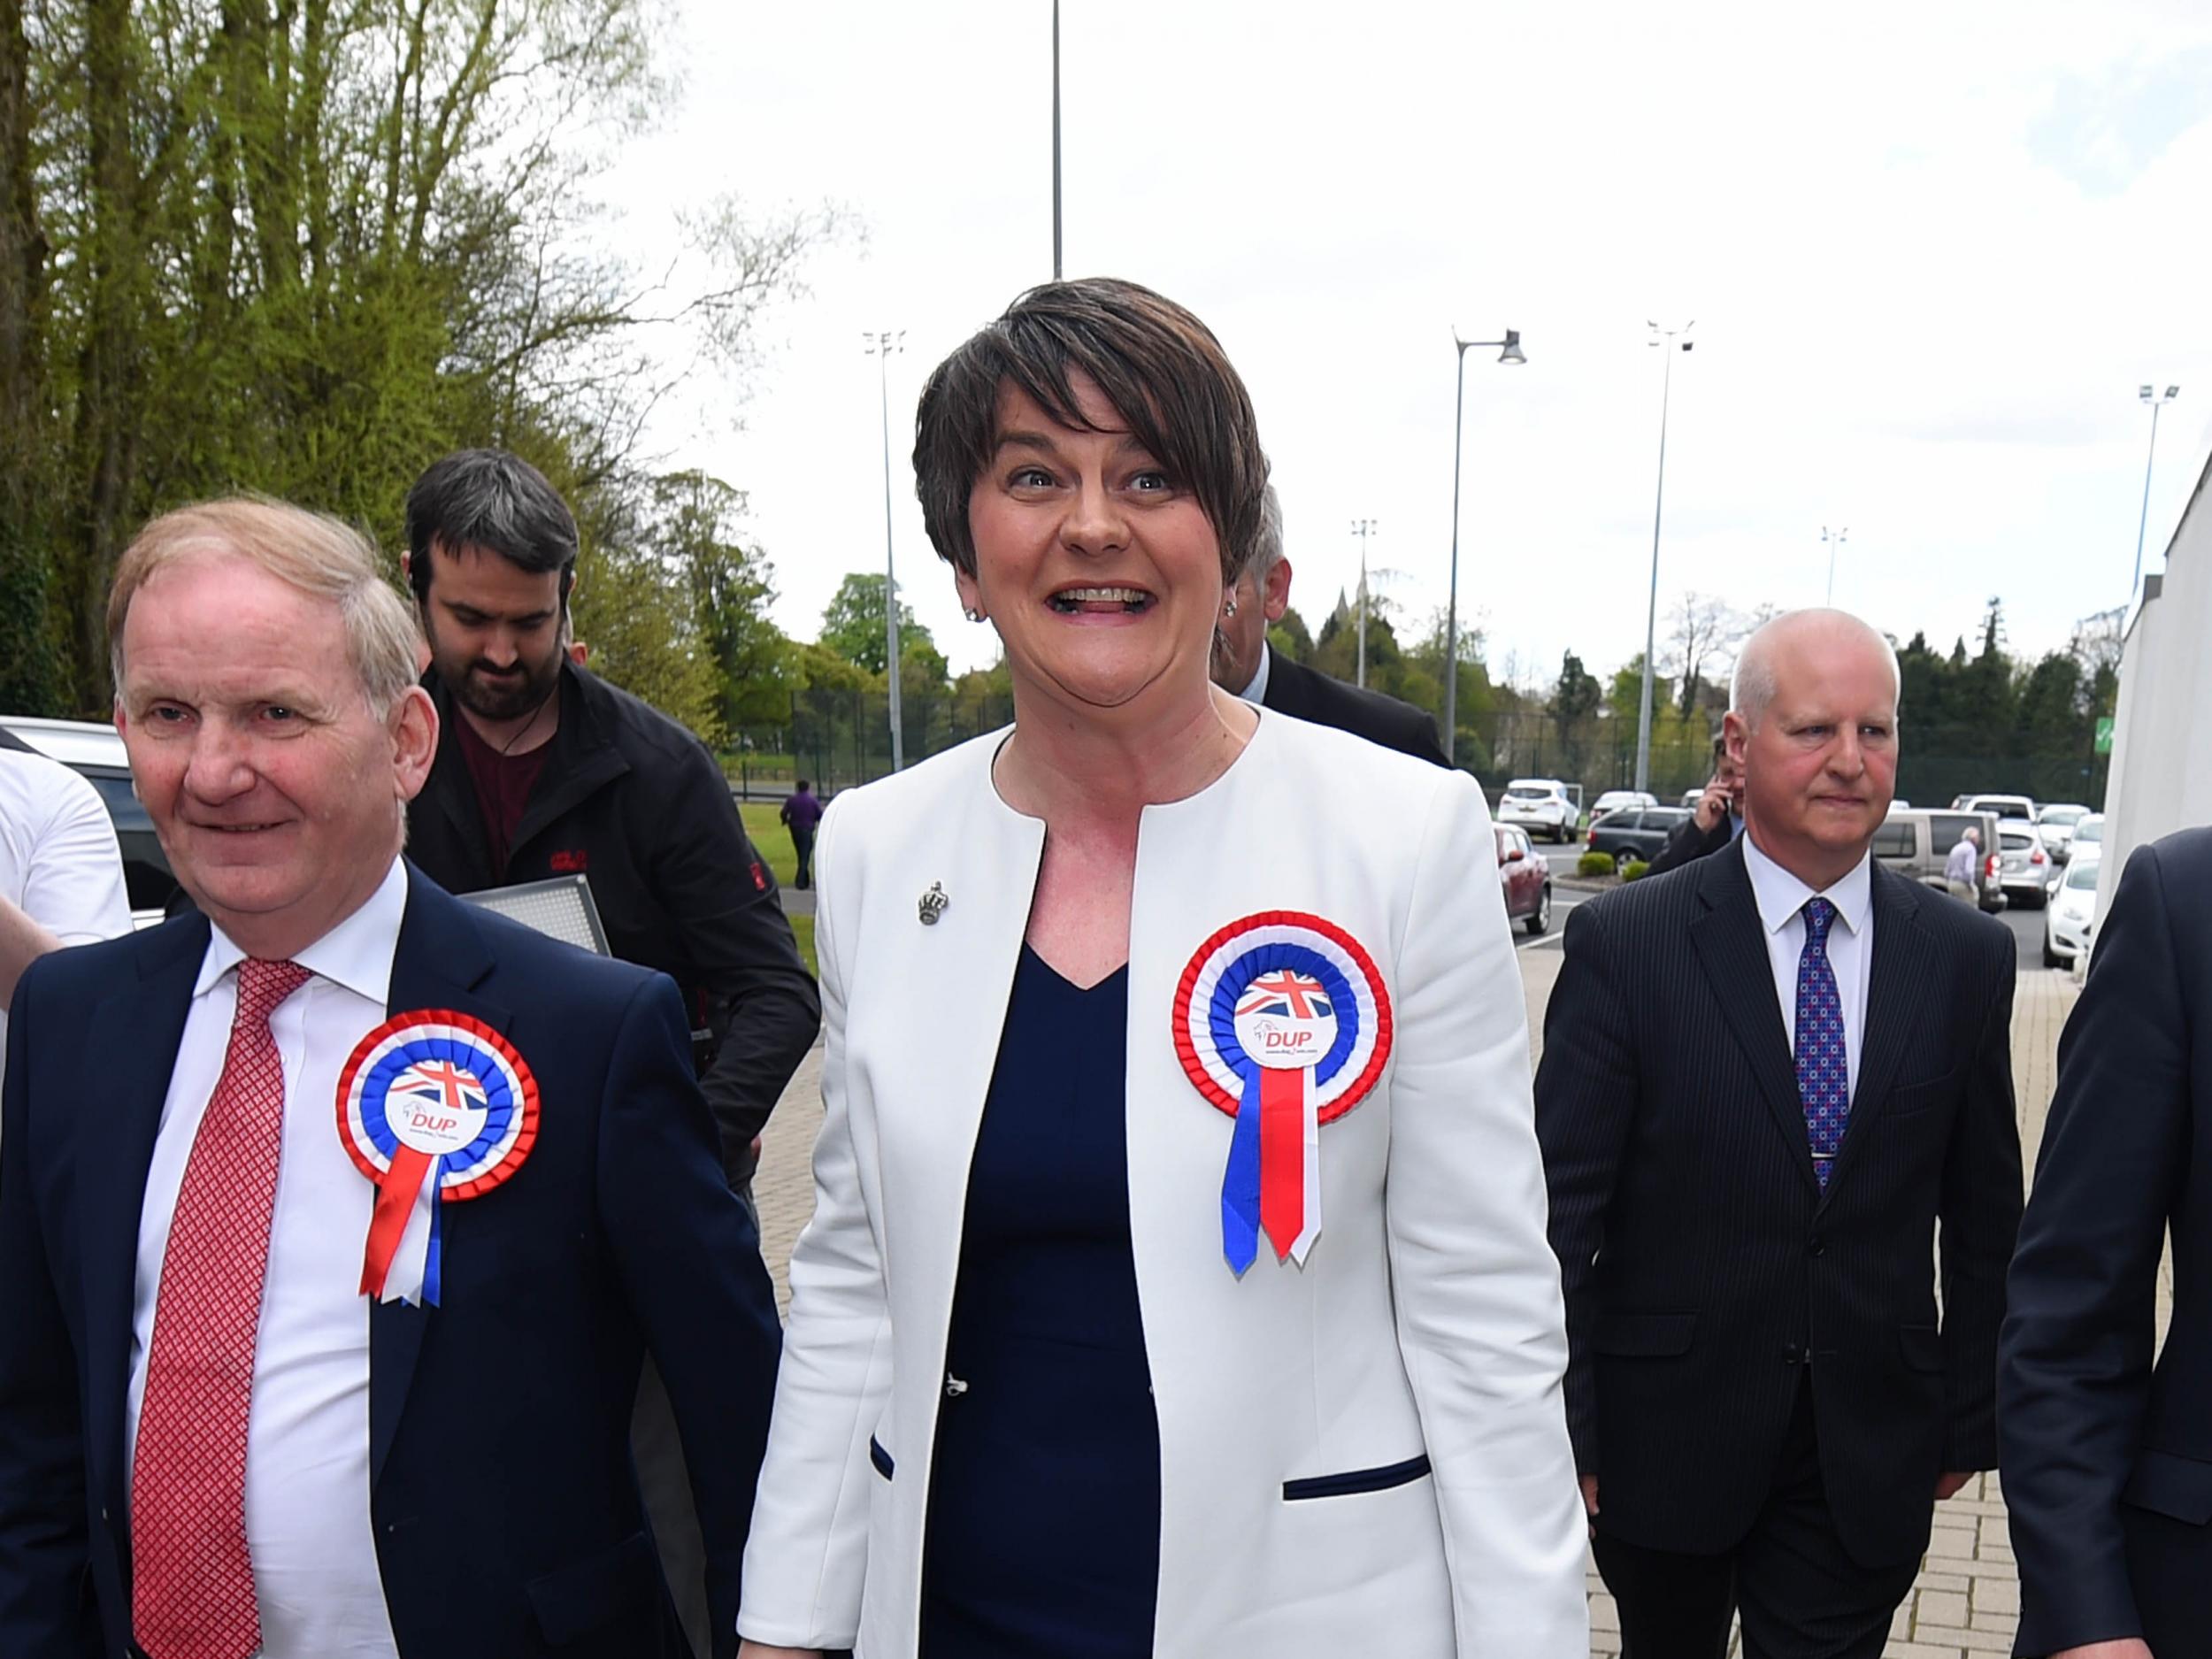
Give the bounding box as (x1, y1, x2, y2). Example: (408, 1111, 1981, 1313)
(0, 748, 133, 1077)
(126, 859, 409, 1659)
(1235, 641, 1273, 704)
(1742, 833, 1874, 1108)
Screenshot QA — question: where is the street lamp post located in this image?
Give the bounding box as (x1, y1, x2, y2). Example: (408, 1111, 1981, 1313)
(1350, 518, 1378, 687)
(864, 329, 907, 771)
(1634, 320, 1694, 795)
(1051, 0, 1063, 280)
(1823, 525, 1847, 606)
(2131, 383, 2180, 602)
(1443, 329, 1525, 764)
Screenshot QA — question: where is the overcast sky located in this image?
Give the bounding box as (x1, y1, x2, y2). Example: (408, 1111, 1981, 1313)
(597, 0, 2212, 688)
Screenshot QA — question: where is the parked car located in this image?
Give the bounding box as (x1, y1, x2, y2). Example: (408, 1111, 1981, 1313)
(1679, 787, 1704, 810)
(1494, 824, 1552, 936)
(1588, 789, 1656, 824)
(2042, 856, 2100, 967)
(2034, 802, 2093, 858)
(1952, 792, 2038, 824)
(1870, 808, 2006, 911)
(0, 714, 180, 923)
(1586, 806, 1691, 872)
(1994, 818, 2052, 909)
(2047, 813, 2104, 897)
(1497, 778, 1579, 843)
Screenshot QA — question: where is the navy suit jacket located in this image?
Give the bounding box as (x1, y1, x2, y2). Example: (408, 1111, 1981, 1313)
(2001, 827, 2212, 1656)
(0, 867, 783, 1658)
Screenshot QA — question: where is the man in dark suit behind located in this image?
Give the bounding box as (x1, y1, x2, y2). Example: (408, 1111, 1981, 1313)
(1211, 485, 1452, 766)
(2001, 827, 2212, 1659)
(1645, 733, 1744, 877)
(0, 499, 780, 1658)
(1537, 608, 2022, 1659)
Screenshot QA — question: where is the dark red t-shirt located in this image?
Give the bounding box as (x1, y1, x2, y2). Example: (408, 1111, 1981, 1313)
(451, 713, 552, 878)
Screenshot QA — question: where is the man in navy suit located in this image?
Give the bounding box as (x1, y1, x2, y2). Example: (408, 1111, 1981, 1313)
(0, 498, 780, 1658)
(2001, 826, 2212, 1659)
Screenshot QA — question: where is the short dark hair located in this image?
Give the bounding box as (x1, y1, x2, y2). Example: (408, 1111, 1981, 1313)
(911, 278, 1269, 582)
(405, 449, 580, 605)
(795, 779, 810, 792)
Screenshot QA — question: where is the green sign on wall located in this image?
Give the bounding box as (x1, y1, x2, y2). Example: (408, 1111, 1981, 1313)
(2095, 717, 2115, 756)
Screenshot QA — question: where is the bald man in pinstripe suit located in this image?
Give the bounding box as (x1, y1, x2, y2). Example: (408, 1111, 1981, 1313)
(1535, 611, 2022, 1659)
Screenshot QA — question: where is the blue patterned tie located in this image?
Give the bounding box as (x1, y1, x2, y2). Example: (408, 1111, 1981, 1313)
(1795, 897, 1848, 1188)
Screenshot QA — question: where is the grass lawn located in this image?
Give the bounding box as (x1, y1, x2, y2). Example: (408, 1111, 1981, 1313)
(787, 910, 816, 979)
(739, 803, 801, 889)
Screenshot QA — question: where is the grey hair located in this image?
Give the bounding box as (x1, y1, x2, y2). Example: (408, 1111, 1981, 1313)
(1730, 607, 1901, 727)
(109, 497, 425, 718)
(1247, 482, 1285, 586)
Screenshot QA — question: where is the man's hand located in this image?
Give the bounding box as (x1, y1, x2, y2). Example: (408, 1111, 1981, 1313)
(738, 1645, 820, 1659)
(1578, 1474, 1599, 1537)
(2050, 1642, 2154, 1659)
(1691, 777, 1730, 833)
(1933, 1470, 1975, 1501)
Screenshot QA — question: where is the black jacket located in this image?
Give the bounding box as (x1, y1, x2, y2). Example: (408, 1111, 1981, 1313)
(1260, 650, 1453, 767)
(2001, 829, 2212, 1657)
(408, 664, 820, 1182)
(1643, 810, 1734, 877)
(1535, 837, 2021, 1566)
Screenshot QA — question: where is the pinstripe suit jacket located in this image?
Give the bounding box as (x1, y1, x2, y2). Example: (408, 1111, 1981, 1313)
(1534, 836, 2022, 1566)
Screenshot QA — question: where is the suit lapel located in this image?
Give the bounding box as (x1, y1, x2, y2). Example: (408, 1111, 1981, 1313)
(368, 867, 506, 1485)
(1689, 843, 1819, 1194)
(1821, 867, 1930, 1200)
(84, 916, 210, 1512)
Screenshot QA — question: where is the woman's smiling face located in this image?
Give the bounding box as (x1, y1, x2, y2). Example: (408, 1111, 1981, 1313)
(958, 371, 1225, 719)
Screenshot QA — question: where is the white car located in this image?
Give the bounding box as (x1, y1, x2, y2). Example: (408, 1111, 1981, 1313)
(1589, 789, 1657, 824)
(2047, 812, 2106, 895)
(2035, 803, 2093, 859)
(1497, 778, 1578, 843)
(2042, 856, 2100, 967)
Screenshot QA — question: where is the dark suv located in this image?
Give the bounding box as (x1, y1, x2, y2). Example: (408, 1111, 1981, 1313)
(1, 716, 180, 918)
(1586, 806, 1693, 872)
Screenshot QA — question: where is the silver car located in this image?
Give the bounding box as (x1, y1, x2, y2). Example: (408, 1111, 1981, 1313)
(1995, 818, 2054, 910)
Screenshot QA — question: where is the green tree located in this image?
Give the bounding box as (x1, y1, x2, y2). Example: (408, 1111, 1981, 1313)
(819, 572, 934, 676)
(644, 471, 794, 731)
(1269, 604, 1314, 664)
(1553, 651, 1601, 721)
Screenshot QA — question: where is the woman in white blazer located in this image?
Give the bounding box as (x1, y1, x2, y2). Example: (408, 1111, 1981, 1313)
(738, 279, 1586, 1659)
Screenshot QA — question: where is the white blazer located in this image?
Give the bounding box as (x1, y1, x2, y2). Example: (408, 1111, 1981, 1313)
(739, 710, 1586, 1657)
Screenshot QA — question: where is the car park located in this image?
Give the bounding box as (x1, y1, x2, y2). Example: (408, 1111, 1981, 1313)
(2047, 812, 2103, 896)
(1589, 789, 1656, 824)
(2043, 856, 2100, 967)
(0, 714, 180, 924)
(1586, 806, 1691, 872)
(1870, 808, 2006, 911)
(1994, 818, 2052, 909)
(1494, 824, 1552, 936)
(1497, 778, 1580, 843)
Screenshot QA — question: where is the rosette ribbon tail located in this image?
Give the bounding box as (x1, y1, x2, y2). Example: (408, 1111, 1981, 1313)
(1221, 1058, 1264, 1274)
(1258, 1064, 1307, 1262)
(362, 1145, 440, 1304)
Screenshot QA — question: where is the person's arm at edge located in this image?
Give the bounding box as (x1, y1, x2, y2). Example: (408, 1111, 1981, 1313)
(738, 796, 880, 1656)
(2000, 842, 2190, 1655)
(1385, 770, 1586, 1655)
(659, 748, 821, 1178)
(0, 962, 104, 1656)
(1532, 894, 1641, 1500)
(0, 771, 133, 1004)
(1936, 920, 2024, 1479)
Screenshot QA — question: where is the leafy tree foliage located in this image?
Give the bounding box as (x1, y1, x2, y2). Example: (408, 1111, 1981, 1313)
(818, 571, 934, 677)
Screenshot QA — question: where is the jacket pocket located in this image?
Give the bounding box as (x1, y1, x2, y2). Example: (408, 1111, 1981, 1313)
(1886, 1070, 1957, 1118)
(1898, 1325, 1944, 1373)
(2124, 1449, 2212, 1525)
(1593, 1312, 1698, 1357)
(869, 1435, 895, 1481)
(1282, 1453, 1432, 1502)
(526, 1530, 661, 1646)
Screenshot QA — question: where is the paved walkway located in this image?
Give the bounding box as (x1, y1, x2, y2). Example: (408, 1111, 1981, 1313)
(750, 948, 2087, 1659)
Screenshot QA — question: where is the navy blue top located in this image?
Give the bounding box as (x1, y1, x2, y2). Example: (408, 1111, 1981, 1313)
(919, 946, 1161, 1659)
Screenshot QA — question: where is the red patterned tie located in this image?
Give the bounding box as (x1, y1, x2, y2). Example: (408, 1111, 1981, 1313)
(132, 956, 312, 1659)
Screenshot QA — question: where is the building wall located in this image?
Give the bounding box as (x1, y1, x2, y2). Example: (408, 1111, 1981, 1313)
(2100, 445, 2212, 927)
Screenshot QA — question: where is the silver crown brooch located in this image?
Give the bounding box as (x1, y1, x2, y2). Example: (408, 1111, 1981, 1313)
(918, 882, 949, 926)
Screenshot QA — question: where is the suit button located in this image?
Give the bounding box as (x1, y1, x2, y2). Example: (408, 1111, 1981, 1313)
(1807, 1236, 1826, 1257)
(1781, 1342, 1803, 1364)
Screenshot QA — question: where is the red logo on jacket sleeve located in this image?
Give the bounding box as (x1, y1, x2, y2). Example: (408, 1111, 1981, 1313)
(749, 861, 768, 892)
(549, 849, 588, 873)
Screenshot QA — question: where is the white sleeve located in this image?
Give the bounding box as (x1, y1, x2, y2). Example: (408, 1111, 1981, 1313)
(19, 764, 133, 945)
(1385, 771, 1588, 1657)
(738, 796, 890, 1649)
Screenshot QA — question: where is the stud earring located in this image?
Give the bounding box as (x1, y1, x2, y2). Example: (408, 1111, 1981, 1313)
(964, 607, 987, 623)
(1224, 597, 1239, 618)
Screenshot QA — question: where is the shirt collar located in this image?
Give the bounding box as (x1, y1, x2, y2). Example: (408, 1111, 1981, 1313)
(1741, 832, 1871, 939)
(196, 856, 409, 1005)
(1238, 641, 1272, 704)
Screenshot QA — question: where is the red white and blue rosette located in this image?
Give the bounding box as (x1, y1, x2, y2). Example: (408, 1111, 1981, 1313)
(1172, 911, 1393, 1275)
(335, 1010, 539, 1306)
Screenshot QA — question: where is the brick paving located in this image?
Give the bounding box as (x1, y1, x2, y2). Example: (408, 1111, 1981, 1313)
(749, 941, 2089, 1658)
